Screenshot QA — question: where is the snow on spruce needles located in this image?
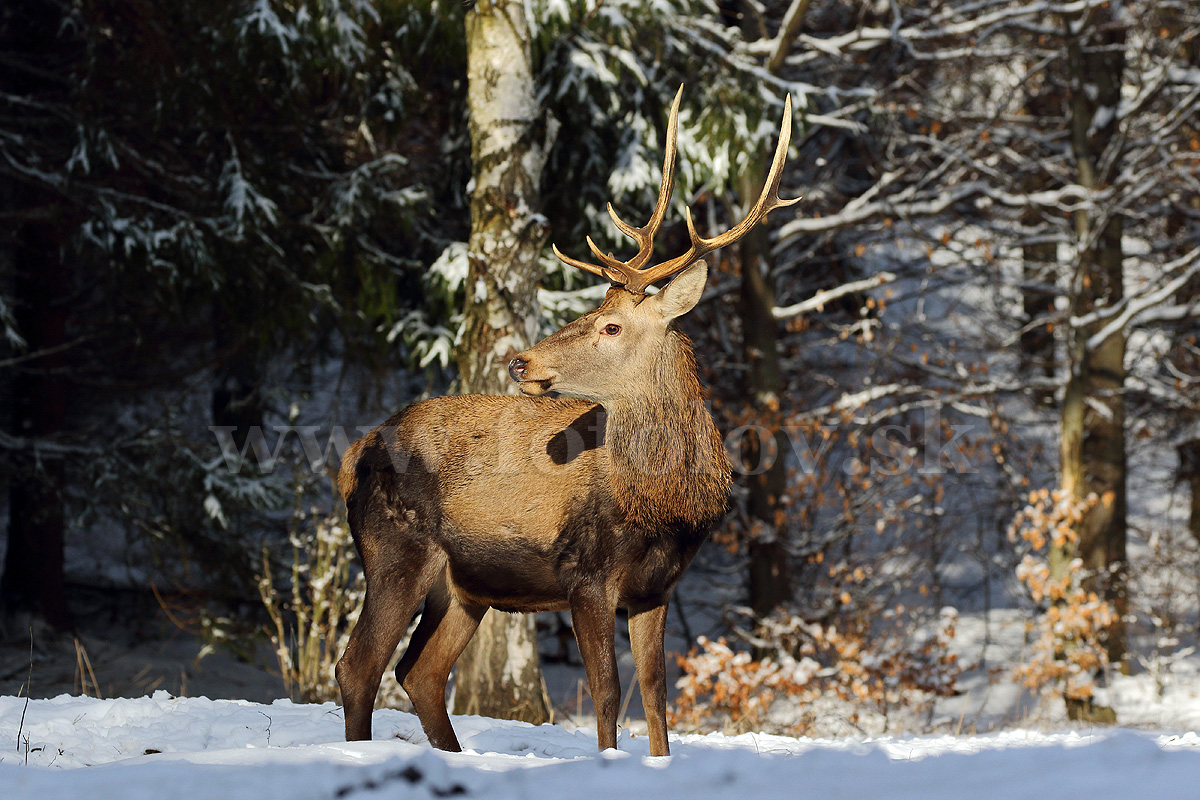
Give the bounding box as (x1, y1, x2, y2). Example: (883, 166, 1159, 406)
(2, 693, 1199, 799)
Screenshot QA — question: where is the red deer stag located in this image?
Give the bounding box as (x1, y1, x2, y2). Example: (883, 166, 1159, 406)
(335, 89, 800, 757)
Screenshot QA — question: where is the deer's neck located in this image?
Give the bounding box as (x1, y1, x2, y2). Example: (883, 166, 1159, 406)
(602, 331, 731, 533)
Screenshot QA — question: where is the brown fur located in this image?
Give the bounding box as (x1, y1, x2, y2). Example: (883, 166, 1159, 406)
(335, 264, 731, 757)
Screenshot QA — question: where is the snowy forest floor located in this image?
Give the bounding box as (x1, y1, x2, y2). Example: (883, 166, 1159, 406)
(4, 601, 1200, 798)
(4, 595, 1200, 737)
(2, 692, 1200, 799)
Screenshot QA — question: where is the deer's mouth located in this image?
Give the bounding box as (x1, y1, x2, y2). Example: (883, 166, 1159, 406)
(516, 378, 554, 396)
(508, 356, 557, 395)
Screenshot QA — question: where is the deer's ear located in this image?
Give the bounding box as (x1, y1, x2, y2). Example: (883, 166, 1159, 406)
(650, 261, 707, 321)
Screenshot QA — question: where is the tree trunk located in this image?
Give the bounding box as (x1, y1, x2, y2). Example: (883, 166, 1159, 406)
(1019, 232, 1057, 390)
(1170, 193, 1200, 545)
(1055, 7, 1127, 717)
(1183, 439, 1200, 545)
(1018, 74, 1059, 401)
(1162, 8, 1200, 545)
(740, 208, 791, 619)
(1175, 263, 1200, 544)
(733, 0, 810, 623)
(2, 220, 72, 631)
(211, 303, 264, 454)
(450, 0, 551, 725)
(0, 1, 73, 631)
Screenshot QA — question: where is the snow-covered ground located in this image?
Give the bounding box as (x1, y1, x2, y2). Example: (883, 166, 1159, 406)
(2, 693, 1199, 799)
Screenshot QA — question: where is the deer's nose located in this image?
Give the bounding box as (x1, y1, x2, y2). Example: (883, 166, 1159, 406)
(508, 358, 529, 382)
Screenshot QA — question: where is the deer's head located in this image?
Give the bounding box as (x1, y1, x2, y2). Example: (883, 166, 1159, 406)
(508, 88, 800, 406)
(508, 264, 708, 404)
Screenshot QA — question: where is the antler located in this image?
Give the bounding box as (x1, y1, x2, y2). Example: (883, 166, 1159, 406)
(553, 89, 802, 295)
(551, 88, 681, 287)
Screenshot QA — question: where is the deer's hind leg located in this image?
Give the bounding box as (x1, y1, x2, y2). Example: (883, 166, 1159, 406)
(336, 506, 444, 741)
(394, 574, 485, 751)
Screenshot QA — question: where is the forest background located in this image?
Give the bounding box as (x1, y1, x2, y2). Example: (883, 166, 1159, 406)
(1, 0, 1198, 735)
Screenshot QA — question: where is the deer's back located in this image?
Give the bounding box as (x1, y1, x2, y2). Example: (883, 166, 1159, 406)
(404, 394, 608, 542)
(345, 395, 623, 608)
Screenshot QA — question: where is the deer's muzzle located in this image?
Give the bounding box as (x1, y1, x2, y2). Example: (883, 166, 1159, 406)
(508, 358, 528, 382)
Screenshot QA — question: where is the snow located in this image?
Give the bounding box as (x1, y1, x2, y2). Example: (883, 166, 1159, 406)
(2, 693, 1200, 799)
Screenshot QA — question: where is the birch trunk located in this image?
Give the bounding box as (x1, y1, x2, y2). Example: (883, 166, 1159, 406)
(451, 0, 552, 725)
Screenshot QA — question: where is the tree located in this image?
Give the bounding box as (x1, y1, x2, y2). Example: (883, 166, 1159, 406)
(0, 0, 438, 628)
(1052, 3, 1129, 689)
(690, 0, 1200, 711)
(450, 0, 552, 725)
(1161, 6, 1200, 545)
(0, 0, 79, 629)
(729, 0, 811, 621)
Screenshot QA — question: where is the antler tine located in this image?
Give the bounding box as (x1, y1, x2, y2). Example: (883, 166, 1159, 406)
(628, 94, 801, 290)
(606, 86, 681, 271)
(551, 243, 611, 280)
(552, 87, 683, 286)
(584, 235, 640, 284)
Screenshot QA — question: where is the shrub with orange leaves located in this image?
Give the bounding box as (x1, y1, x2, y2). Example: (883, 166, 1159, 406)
(1009, 489, 1114, 701)
(670, 606, 959, 736)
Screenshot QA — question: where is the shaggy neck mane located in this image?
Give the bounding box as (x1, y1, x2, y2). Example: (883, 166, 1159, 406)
(602, 328, 731, 532)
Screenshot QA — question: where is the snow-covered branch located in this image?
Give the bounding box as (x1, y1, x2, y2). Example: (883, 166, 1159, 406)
(1071, 246, 1200, 351)
(767, 0, 813, 75)
(774, 181, 984, 242)
(773, 272, 897, 320)
(794, 382, 918, 421)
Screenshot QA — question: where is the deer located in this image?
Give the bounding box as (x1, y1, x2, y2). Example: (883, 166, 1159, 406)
(334, 89, 800, 758)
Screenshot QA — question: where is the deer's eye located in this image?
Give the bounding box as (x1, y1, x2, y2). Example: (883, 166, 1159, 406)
(602, 323, 622, 336)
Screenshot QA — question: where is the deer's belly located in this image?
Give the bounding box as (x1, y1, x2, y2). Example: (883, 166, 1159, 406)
(435, 503, 570, 611)
(433, 469, 702, 611)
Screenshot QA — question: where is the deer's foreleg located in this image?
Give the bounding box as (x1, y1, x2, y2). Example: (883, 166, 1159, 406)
(570, 588, 620, 751)
(629, 598, 670, 756)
